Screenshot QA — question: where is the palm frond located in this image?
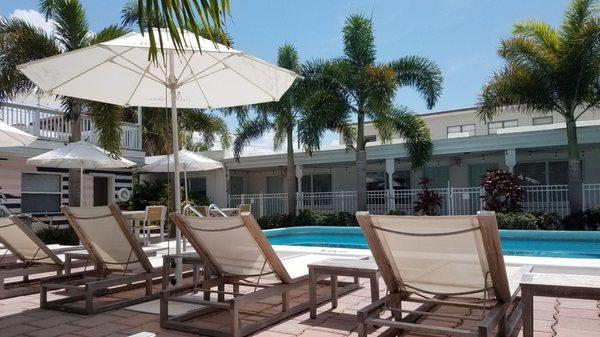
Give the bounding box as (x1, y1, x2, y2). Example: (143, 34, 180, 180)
(389, 107, 432, 169)
(179, 109, 231, 150)
(233, 116, 271, 160)
(389, 56, 443, 109)
(499, 37, 557, 77)
(43, 0, 90, 51)
(343, 15, 376, 71)
(513, 20, 560, 52)
(90, 25, 130, 45)
(85, 101, 124, 156)
(560, 0, 597, 41)
(137, 0, 231, 62)
(0, 18, 60, 100)
(362, 65, 397, 116)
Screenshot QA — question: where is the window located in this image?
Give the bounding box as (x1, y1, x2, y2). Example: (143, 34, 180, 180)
(266, 176, 283, 193)
(514, 161, 568, 185)
(469, 163, 498, 187)
(533, 116, 553, 125)
(21, 173, 61, 214)
(367, 172, 385, 190)
(364, 135, 377, 143)
(422, 166, 449, 188)
(447, 124, 475, 138)
(488, 119, 518, 134)
(301, 174, 332, 193)
(189, 178, 207, 198)
(392, 170, 411, 190)
(229, 176, 244, 195)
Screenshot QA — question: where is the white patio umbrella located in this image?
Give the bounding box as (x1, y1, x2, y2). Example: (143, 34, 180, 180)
(17, 29, 299, 284)
(142, 149, 223, 202)
(26, 141, 136, 203)
(0, 121, 37, 147)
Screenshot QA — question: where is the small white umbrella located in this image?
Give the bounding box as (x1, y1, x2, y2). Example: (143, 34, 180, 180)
(26, 141, 136, 204)
(18, 28, 299, 284)
(0, 121, 37, 147)
(142, 149, 223, 202)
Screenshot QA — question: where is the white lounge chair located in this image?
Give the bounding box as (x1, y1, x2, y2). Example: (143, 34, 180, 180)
(355, 211, 532, 337)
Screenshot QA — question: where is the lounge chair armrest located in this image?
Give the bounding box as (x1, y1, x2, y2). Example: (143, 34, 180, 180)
(161, 283, 197, 297)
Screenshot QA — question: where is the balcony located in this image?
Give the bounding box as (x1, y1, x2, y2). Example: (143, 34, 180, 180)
(0, 102, 142, 151)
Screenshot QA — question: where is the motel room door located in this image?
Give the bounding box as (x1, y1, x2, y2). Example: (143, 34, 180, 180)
(81, 174, 114, 207)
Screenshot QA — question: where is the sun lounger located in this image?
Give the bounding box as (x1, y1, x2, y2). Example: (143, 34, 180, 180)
(355, 211, 532, 337)
(40, 204, 168, 314)
(0, 215, 89, 298)
(162, 212, 358, 337)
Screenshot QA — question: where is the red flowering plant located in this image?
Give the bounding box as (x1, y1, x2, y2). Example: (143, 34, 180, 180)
(414, 177, 444, 215)
(480, 169, 525, 213)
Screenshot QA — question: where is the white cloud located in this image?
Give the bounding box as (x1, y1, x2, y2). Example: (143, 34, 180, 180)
(9, 9, 55, 35)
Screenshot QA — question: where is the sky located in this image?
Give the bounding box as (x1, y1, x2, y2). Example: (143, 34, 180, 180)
(1, 0, 571, 153)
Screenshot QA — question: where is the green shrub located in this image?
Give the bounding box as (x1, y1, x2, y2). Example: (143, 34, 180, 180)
(531, 212, 561, 230)
(256, 210, 359, 229)
(561, 207, 600, 231)
(496, 213, 538, 230)
(257, 213, 291, 229)
(35, 226, 79, 246)
(387, 210, 406, 216)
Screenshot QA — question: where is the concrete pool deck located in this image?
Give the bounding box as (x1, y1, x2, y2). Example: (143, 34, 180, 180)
(1, 245, 599, 336)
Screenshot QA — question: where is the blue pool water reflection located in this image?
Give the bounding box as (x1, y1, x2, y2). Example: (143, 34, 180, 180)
(264, 227, 600, 259)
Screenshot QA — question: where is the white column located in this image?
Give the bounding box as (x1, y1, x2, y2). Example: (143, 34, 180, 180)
(385, 158, 395, 212)
(296, 165, 303, 210)
(505, 149, 517, 173)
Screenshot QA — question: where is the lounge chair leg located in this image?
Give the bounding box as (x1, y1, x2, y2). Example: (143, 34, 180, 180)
(282, 290, 290, 312)
(85, 287, 94, 315)
(498, 312, 508, 337)
(160, 291, 168, 326)
(230, 306, 240, 337)
(331, 275, 338, 309)
(218, 282, 225, 302)
(40, 284, 47, 307)
(145, 276, 153, 296)
(0, 278, 5, 299)
(357, 310, 368, 337)
(233, 283, 240, 297)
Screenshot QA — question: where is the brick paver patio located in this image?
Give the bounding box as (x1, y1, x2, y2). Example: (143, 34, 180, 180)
(1, 276, 599, 336)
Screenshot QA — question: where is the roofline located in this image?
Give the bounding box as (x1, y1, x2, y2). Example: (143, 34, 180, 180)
(359, 106, 478, 125)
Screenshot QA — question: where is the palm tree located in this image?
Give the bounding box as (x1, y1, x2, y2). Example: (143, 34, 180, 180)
(0, 0, 129, 206)
(233, 44, 304, 215)
(478, 0, 600, 213)
(131, 0, 231, 61)
(300, 15, 442, 211)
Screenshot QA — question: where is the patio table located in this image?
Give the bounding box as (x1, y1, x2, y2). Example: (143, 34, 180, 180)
(308, 258, 379, 319)
(123, 210, 148, 245)
(521, 272, 600, 337)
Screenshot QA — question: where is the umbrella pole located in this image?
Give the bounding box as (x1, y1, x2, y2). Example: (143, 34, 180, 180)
(80, 164, 84, 207)
(169, 50, 183, 285)
(184, 167, 189, 204)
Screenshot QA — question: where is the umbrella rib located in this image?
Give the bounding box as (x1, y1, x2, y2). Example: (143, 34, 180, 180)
(46, 47, 136, 93)
(124, 62, 154, 107)
(177, 54, 235, 87)
(100, 45, 167, 85)
(205, 53, 276, 101)
(176, 53, 196, 82)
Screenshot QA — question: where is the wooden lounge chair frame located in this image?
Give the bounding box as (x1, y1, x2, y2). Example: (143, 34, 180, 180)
(356, 211, 532, 337)
(40, 204, 161, 315)
(0, 215, 89, 298)
(162, 212, 358, 337)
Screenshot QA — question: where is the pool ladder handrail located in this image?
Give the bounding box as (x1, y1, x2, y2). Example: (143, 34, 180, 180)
(183, 204, 204, 217)
(208, 204, 228, 217)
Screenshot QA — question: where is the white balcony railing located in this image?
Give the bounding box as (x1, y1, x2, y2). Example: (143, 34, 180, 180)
(228, 184, 600, 218)
(0, 102, 141, 151)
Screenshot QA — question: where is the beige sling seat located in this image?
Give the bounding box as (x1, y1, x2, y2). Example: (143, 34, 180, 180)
(0, 216, 89, 298)
(40, 204, 168, 315)
(162, 212, 358, 337)
(355, 212, 532, 337)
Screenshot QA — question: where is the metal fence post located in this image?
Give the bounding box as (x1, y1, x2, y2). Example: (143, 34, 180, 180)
(447, 181, 453, 215)
(259, 193, 264, 218)
(340, 191, 345, 212)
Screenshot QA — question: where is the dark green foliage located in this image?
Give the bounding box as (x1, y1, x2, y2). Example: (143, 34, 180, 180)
(480, 169, 525, 213)
(531, 212, 561, 230)
(414, 177, 443, 215)
(561, 207, 600, 230)
(387, 210, 406, 216)
(256, 210, 358, 230)
(35, 226, 79, 246)
(496, 213, 539, 230)
(130, 180, 166, 210)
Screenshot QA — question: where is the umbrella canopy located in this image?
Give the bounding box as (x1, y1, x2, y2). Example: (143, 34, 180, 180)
(142, 149, 223, 173)
(26, 140, 136, 169)
(17, 29, 299, 284)
(17, 29, 299, 109)
(0, 122, 37, 147)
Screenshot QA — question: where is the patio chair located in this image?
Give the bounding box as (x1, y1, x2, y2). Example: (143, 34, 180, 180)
(162, 212, 358, 337)
(355, 211, 532, 337)
(0, 216, 89, 298)
(40, 204, 166, 315)
(142, 205, 167, 243)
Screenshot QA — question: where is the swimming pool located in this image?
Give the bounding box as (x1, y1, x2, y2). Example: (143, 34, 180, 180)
(264, 226, 600, 259)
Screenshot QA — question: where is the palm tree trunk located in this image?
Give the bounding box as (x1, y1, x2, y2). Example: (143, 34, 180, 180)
(356, 111, 367, 211)
(286, 127, 297, 216)
(566, 116, 583, 213)
(69, 100, 83, 206)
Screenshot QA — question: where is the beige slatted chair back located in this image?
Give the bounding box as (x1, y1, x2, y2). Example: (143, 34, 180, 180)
(145, 206, 166, 224)
(62, 204, 153, 273)
(0, 216, 62, 266)
(170, 212, 292, 284)
(356, 211, 510, 303)
(238, 204, 251, 213)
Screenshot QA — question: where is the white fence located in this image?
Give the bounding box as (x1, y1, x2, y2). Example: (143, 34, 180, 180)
(1, 102, 141, 150)
(228, 184, 600, 218)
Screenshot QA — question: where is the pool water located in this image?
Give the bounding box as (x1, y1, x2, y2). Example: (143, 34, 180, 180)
(264, 227, 600, 259)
